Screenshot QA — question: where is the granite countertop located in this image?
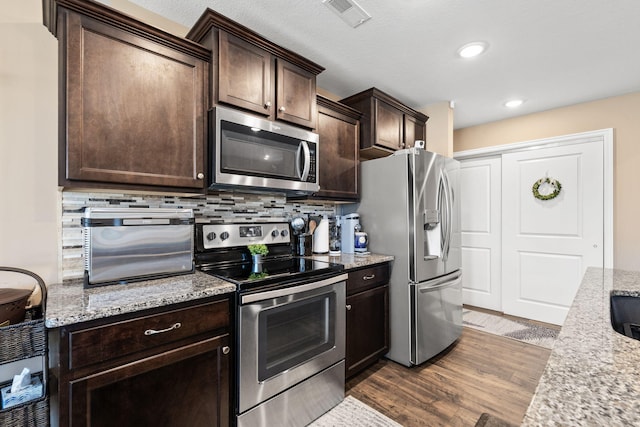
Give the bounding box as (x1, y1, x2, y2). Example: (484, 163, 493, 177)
(522, 267, 640, 426)
(305, 252, 394, 270)
(45, 253, 393, 329)
(45, 271, 236, 328)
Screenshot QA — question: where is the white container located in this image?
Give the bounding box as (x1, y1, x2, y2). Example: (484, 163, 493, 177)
(340, 213, 360, 254)
(312, 216, 329, 254)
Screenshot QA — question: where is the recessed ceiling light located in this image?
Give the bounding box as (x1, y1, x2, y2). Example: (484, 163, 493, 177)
(457, 42, 488, 59)
(504, 99, 524, 108)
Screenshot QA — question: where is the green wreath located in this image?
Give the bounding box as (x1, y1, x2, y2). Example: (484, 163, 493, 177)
(532, 177, 562, 200)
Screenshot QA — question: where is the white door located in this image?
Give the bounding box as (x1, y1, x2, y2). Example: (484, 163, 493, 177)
(502, 140, 604, 325)
(460, 157, 502, 310)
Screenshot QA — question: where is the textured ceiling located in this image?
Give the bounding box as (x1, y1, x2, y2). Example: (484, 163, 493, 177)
(126, 0, 640, 129)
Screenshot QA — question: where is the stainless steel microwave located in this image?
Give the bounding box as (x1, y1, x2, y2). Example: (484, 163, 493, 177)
(209, 106, 320, 195)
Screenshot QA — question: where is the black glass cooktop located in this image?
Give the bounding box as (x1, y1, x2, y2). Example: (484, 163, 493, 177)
(198, 256, 344, 292)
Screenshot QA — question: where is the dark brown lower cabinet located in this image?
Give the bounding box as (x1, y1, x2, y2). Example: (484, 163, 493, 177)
(345, 264, 390, 379)
(72, 337, 228, 427)
(49, 296, 232, 427)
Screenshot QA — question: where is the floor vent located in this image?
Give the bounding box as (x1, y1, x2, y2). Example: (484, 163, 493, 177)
(322, 0, 371, 28)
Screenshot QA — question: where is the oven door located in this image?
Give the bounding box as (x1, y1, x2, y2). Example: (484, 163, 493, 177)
(238, 273, 347, 413)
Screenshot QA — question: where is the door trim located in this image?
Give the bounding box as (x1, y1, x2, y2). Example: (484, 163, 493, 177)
(454, 128, 613, 268)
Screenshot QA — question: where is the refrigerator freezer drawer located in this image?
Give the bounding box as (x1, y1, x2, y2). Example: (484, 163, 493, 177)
(411, 271, 463, 365)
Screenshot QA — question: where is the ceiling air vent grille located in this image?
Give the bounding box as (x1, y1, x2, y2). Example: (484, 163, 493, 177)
(322, 0, 372, 28)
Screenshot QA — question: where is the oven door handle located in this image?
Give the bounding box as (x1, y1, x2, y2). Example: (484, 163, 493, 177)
(241, 273, 348, 304)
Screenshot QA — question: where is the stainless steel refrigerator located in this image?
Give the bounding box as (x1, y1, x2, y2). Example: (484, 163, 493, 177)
(357, 148, 462, 367)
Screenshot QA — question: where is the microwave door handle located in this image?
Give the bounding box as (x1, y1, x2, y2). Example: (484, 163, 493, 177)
(298, 141, 311, 181)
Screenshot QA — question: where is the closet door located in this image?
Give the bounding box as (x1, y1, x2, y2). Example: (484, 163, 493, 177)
(459, 157, 502, 311)
(501, 140, 604, 325)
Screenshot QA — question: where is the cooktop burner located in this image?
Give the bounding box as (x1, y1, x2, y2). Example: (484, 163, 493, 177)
(194, 221, 344, 293)
(198, 256, 343, 292)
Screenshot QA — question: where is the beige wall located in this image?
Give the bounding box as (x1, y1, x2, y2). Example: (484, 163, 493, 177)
(107, 0, 189, 36)
(454, 92, 640, 271)
(1, 1, 59, 286)
(0, 0, 189, 288)
(422, 102, 454, 157)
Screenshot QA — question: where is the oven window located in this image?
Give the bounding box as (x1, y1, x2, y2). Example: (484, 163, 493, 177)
(258, 293, 335, 381)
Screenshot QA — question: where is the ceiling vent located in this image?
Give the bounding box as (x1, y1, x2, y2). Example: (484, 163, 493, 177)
(322, 0, 372, 28)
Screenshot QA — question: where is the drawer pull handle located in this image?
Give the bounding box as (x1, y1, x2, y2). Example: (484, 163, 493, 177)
(363, 274, 376, 280)
(346, 305, 352, 311)
(222, 346, 230, 355)
(144, 322, 181, 336)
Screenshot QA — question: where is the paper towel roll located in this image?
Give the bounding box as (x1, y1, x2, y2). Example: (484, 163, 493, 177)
(313, 216, 329, 254)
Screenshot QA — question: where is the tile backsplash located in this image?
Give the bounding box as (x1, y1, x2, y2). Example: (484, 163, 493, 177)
(61, 190, 338, 279)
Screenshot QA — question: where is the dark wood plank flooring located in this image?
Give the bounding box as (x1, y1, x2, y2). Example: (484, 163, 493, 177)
(346, 327, 551, 427)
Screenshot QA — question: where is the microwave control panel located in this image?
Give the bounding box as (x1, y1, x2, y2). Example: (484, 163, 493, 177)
(307, 143, 317, 183)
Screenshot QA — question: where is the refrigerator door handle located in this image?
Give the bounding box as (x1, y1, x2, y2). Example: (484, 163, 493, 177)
(441, 170, 453, 262)
(416, 271, 462, 292)
(438, 174, 450, 262)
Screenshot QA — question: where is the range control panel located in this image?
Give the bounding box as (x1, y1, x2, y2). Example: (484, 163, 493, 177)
(201, 222, 290, 250)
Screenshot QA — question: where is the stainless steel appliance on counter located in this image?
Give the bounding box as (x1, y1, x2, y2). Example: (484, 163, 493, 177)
(194, 222, 346, 427)
(209, 106, 320, 195)
(82, 208, 194, 287)
(358, 148, 462, 366)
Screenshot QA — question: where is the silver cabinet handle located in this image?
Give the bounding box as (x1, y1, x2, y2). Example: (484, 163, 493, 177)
(197, 172, 204, 179)
(363, 274, 376, 280)
(222, 346, 230, 355)
(278, 106, 286, 112)
(264, 101, 272, 109)
(144, 322, 181, 336)
(346, 305, 352, 311)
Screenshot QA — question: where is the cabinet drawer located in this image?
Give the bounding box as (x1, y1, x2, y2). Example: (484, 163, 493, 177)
(69, 299, 230, 370)
(347, 263, 390, 296)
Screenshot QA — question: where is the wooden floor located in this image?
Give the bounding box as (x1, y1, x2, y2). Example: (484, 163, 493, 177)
(346, 327, 551, 427)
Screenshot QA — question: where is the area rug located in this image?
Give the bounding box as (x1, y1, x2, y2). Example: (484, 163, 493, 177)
(463, 308, 558, 349)
(309, 395, 402, 427)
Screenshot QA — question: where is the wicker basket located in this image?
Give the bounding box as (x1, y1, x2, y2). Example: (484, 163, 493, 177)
(0, 288, 33, 327)
(0, 396, 49, 427)
(0, 319, 46, 363)
(0, 267, 49, 426)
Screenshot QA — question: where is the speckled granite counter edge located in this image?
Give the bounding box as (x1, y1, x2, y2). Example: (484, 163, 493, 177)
(45, 254, 393, 329)
(521, 267, 640, 426)
(305, 253, 394, 270)
(45, 271, 236, 328)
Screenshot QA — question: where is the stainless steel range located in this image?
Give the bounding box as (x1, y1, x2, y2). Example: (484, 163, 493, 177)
(194, 221, 347, 427)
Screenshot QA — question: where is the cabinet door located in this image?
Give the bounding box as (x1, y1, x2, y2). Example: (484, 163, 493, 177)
(374, 100, 404, 150)
(315, 106, 359, 200)
(218, 30, 273, 117)
(62, 11, 206, 189)
(276, 59, 317, 128)
(69, 335, 230, 427)
(404, 115, 427, 148)
(346, 285, 389, 379)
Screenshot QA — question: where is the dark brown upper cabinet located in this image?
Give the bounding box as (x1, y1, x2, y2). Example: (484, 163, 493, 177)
(404, 114, 427, 149)
(340, 88, 429, 160)
(187, 9, 324, 130)
(312, 96, 362, 201)
(217, 31, 272, 116)
(43, 0, 210, 192)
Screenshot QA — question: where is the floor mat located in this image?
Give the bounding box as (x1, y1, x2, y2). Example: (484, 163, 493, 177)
(463, 308, 558, 349)
(309, 395, 402, 427)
